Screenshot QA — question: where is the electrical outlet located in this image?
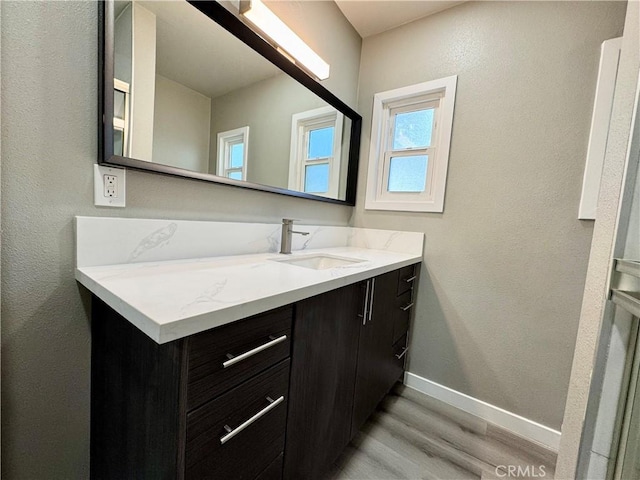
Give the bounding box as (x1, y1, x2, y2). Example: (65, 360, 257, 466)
(104, 175, 117, 197)
(94, 164, 126, 207)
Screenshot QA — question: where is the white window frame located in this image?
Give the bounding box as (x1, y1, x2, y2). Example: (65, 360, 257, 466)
(217, 126, 249, 181)
(288, 106, 343, 198)
(365, 75, 457, 212)
(113, 78, 130, 157)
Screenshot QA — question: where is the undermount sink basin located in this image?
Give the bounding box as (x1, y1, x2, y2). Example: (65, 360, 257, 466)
(273, 253, 365, 270)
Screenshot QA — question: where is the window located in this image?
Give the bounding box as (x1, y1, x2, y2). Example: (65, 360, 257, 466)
(113, 79, 130, 157)
(217, 126, 249, 181)
(365, 75, 457, 212)
(289, 106, 343, 198)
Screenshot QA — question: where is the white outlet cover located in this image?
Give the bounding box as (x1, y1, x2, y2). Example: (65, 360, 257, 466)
(94, 164, 126, 207)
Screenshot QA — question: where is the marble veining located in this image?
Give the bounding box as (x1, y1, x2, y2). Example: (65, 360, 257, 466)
(75, 217, 424, 343)
(128, 222, 178, 262)
(184, 278, 229, 308)
(246, 225, 282, 254)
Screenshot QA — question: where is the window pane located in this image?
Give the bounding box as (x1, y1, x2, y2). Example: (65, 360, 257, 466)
(304, 163, 330, 193)
(113, 129, 124, 156)
(393, 109, 433, 149)
(388, 155, 428, 192)
(230, 143, 244, 168)
(308, 127, 334, 159)
(228, 171, 243, 180)
(114, 90, 126, 120)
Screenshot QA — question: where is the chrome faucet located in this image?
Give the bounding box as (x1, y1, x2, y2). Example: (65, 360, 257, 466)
(280, 219, 309, 254)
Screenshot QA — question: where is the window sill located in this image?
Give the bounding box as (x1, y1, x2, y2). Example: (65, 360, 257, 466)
(364, 199, 444, 213)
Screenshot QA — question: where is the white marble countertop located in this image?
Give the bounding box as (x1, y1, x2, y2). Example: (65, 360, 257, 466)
(75, 216, 423, 344)
(76, 247, 421, 343)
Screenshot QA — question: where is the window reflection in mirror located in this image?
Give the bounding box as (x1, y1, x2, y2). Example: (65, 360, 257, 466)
(288, 106, 346, 198)
(111, 0, 352, 201)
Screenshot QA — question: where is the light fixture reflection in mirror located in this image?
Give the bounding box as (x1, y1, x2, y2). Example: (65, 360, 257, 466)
(239, 0, 330, 81)
(104, 0, 361, 204)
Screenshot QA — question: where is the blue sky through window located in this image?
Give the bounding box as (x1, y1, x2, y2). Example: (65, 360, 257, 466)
(230, 143, 244, 168)
(388, 155, 428, 192)
(308, 127, 334, 159)
(305, 164, 329, 193)
(393, 109, 433, 150)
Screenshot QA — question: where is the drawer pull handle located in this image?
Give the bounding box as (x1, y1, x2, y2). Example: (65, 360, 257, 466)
(400, 302, 414, 311)
(220, 395, 285, 445)
(368, 278, 376, 323)
(359, 280, 371, 325)
(223, 335, 287, 368)
(404, 275, 417, 283)
(395, 347, 409, 360)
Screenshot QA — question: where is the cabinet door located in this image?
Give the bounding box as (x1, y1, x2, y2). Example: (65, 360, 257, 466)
(284, 283, 362, 480)
(91, 298, 186, 480)
(351, 270, 398, 436)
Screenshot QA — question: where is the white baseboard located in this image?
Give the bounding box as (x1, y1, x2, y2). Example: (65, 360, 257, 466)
(404, 372, 561, 452)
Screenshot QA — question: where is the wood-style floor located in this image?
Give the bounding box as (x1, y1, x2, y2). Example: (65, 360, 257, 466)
(326, 385, 557, 480)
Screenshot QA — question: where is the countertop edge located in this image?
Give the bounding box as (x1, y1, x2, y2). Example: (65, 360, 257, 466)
(76, 269, 163, 343)
(77, 254, 421, 344)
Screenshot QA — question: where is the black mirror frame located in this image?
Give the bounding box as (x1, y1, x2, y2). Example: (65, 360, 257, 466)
(98, 0, 361, 206)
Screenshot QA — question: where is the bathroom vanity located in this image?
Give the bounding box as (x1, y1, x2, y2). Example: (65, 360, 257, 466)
(76, 217, 423, 480)
(89, 0, 424, 474)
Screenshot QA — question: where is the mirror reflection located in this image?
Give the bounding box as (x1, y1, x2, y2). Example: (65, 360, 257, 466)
(112, 0, 352, 200)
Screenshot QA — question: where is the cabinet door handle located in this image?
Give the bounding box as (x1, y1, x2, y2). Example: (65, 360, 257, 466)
(368, 278, 376, 323)
(395, 347, 409, 360)
(359, 280, 370, 325)
(405, 275, 417, 283)
(220, 395, 285, 444)
(400, 302, 414, 311)
(223, 335, 287, 368)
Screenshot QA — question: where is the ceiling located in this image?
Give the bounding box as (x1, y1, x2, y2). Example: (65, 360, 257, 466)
(138, 1, 280, 99)
(335, 1, 465, 38)
(122, 1, 465, 98)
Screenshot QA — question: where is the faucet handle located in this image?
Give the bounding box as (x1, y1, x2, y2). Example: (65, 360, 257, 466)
(282, 218, 299, 224)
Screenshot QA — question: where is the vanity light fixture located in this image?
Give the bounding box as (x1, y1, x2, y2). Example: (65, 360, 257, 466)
(239, 0, 330, 81)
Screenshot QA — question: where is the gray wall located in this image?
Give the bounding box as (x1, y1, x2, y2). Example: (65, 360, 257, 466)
(209, 73, 326, 188)
(210, 74, 354, 198)
(209, 0, 362, 194)
(266, 0, 360, 110)
(0, 2, 355, 477)
(153, 74, 211, 172)
(351, 1, 626, 430)
(557, 2, 639, 475)
(1, 1, 627, 477)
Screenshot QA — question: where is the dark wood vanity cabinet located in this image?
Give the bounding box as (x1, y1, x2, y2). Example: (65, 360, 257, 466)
(351, 270, 399, 435)
(350, 264, 416, 437)
(284, 283, 362, 479)
(91, 300, 293, 480)
(284, 264, 418, 480)
(90, 263, 418, 480)
(186, 360, 290, 479)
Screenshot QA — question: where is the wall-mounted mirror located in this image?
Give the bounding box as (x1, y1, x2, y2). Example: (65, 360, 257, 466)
(100, 0, 361, 204)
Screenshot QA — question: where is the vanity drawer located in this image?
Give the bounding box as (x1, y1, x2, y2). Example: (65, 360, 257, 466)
(186, 360, 289, 480)
(187, 306, 292, 411)
(393, 291, 413, 343)
(396, 264, 417, 296)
